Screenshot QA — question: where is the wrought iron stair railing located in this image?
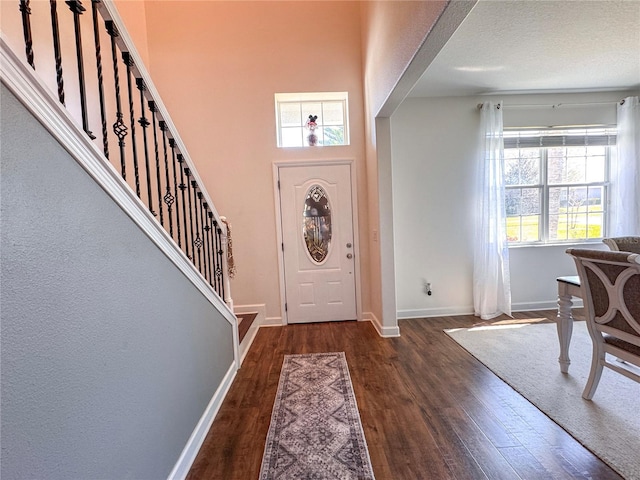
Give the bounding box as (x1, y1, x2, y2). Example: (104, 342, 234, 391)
(4, 0, 231, 305)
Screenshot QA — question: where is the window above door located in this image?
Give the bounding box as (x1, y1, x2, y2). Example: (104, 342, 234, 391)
(275, 92, 349, 148)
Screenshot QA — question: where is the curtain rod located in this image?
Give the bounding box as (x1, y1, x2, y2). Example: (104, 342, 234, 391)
(477, 99, 626, 110)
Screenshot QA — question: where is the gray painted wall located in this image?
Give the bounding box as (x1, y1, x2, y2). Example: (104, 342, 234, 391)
(1, 85, 234, 479)
(391, 91, 626, 317)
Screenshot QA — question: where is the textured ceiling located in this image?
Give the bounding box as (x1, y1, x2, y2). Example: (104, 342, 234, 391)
(408, 0, 640, 98)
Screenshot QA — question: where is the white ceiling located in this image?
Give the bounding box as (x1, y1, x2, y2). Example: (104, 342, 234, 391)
(408, 0, 640, 98)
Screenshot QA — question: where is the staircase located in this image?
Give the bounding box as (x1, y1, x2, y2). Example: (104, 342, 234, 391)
(1, 1, 241, 478)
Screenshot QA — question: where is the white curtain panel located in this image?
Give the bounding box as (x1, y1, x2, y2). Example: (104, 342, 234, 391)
(473, 102, 512, 320)
(610, 96, 640, 236)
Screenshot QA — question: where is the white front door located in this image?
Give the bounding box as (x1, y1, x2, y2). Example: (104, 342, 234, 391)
(278, 163, 357, 323)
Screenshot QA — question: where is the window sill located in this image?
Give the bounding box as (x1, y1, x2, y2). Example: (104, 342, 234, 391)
(508, 240, 604, 249)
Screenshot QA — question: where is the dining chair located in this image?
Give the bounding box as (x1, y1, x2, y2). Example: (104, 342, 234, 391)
(603, 236, 640, 254)
(566, 248, 640, 400)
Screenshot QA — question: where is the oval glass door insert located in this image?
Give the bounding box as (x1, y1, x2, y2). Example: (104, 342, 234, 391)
(303, 185, 332, 263)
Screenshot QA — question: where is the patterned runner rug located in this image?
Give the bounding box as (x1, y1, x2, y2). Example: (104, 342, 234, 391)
(259, 352, 375, 480)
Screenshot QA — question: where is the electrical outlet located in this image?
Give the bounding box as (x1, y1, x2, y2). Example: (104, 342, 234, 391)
(372, 230, 378, 242)
(424, 282, 432, 296)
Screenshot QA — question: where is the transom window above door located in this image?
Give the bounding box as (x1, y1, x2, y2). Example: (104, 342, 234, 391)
(275, 92, 349, 148)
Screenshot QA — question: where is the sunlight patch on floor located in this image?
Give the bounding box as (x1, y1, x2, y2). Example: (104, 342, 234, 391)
(446, 317, 550, 333)
(467, 323, 531, 331)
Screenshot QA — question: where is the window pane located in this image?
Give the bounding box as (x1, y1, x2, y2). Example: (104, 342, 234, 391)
(586, 153, 606, 182)
(521, 188, 540, 215)
(504, 149, 520, 160)
(504, 148, 540, 186)
(504, 157, 520, 186)
(281, 127, 303, 147)
(568, 213, 588, 239)
(322, 101, 344, 125)
(550, 185, 591, 240)
(567, 156, 586, 183)
(521, 215, 540, 242)
(549, 148, 589, 184)
(506, 217, 522, 242)
(566, 146, 587, 158)
(280, 103, 302, 127)
(586, 186, 605, 239)
(506, 215, 541, 242)
(549, 213, 567, 241)
(548, 187, 566, 240)
(506, 187, 541, 242)
(567, 186, 588, 212)
(506, 188, 522, 216)
(587, 185, 604, 210)
(323, 126, 344, 146)
(547, 148, 566, 185)
(301, 102, 323, 125)
(588, 212, 604, 238)
(520, 154, 540, 184)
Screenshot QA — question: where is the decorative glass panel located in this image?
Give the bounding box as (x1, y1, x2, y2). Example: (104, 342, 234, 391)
(303, 185, 332, 263)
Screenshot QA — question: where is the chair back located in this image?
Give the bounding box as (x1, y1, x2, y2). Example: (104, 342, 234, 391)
(566, 249, 640, 351)
(603, 236, 640, 254)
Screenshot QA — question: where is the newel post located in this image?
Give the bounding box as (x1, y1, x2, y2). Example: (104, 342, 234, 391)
(220, 216, 233, 310)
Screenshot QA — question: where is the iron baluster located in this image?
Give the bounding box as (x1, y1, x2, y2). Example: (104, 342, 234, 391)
(204, 205, 214, 286)
(135, 78, 155, 216)
(177, 156, 189, 257)
(122, 52, 140, 196)
(212, 218, 221, 294)
(49, 0, 65, 103)
(66, 0, 95, 139)
(184, 168, 196, 265)
(191, 190, 203, 273)
(191, 180, 203, 270)
(148, 101, 163, 225)
(169, 140, 182, 248)
(91, 0, 108, 158)
(106, 21, 127, 179)
(215, 221, 225, 298)
(196, 191, 205, 275)
(160, 123, 175, 238)
(19, 0, 35, 69)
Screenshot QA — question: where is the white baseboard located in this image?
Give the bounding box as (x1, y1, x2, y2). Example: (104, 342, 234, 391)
(398, 300, 580, 320)
(167, 361, 237, 480)
(363, 311, 400, 337)
(234, 304, 265, 316)
(262, 316, 285, 326)
(397, 306, 474, 319)
(512, 299, 583, 311)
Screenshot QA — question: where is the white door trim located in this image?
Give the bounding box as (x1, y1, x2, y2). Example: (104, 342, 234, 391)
(273, 159, 362, 325)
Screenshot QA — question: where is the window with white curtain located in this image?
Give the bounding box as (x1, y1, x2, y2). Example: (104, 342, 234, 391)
(504, 127, 616, 244)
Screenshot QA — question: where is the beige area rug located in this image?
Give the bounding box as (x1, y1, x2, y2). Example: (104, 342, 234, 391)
(445, 321, 640, 480)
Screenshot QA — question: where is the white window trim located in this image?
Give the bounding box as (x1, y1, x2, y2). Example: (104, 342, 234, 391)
(275, 92, 349, 148)
(504, 126, 615, 246)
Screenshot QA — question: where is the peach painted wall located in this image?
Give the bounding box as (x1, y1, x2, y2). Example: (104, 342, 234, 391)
(359, 1, 447, 327)
(141, 1, 368, 322)
(113, 0, 150, 68)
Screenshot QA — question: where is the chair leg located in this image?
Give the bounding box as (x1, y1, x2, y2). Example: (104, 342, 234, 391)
(582, 345, 605, 400)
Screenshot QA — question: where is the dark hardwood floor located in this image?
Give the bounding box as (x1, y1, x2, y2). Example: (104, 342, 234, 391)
(187, 311, 621, 479)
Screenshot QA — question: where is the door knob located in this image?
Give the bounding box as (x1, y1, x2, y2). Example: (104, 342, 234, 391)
(346, 253, 353, 259)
